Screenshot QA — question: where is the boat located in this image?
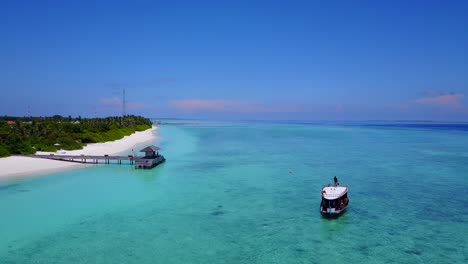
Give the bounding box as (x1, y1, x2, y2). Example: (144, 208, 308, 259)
(320, 184, 349, 217)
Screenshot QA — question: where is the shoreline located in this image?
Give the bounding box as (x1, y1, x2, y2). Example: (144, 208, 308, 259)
(0, 126, 159, 182)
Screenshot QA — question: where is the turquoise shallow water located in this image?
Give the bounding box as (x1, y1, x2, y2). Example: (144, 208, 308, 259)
(1, 122, 467, 263)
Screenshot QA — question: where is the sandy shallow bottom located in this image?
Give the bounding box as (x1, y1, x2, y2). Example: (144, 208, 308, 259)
(0, 127, 158, 181)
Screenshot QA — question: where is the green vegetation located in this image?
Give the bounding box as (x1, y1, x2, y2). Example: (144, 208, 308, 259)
(0, 115, 152, 157)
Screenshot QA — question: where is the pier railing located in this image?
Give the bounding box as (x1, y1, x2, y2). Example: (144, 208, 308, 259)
(15, 154, 142, 165)
(14, 154, 166, 169)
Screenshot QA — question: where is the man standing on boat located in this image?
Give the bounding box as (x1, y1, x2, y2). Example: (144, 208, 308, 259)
(334, 176, 339, 186)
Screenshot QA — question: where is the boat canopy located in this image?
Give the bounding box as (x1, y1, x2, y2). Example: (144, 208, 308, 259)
(322, 186, 347, 200)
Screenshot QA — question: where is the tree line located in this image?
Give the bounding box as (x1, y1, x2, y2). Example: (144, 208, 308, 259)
(0, 115, 152, 157)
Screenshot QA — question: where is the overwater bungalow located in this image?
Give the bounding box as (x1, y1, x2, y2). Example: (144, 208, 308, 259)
(134, 145, 165, 169)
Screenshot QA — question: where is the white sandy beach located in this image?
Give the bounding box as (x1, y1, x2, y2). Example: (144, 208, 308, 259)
(0, 126, 158, 181)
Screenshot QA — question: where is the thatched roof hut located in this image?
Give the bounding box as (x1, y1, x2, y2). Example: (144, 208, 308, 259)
(140, 145, 160, 158)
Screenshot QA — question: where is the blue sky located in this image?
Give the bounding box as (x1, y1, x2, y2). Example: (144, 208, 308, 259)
(1, 0, 467, 121)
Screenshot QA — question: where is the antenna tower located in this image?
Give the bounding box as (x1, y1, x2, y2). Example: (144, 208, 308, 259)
(122, 88, 126, 116)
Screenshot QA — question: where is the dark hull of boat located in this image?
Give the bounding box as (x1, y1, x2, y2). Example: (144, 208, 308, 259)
(320, 206, 348, 218)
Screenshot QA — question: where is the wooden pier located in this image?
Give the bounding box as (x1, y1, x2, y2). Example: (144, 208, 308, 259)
(26, 154, 140, 165)
(17, 145, 166, 169)
(134, 155, 166, 169)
